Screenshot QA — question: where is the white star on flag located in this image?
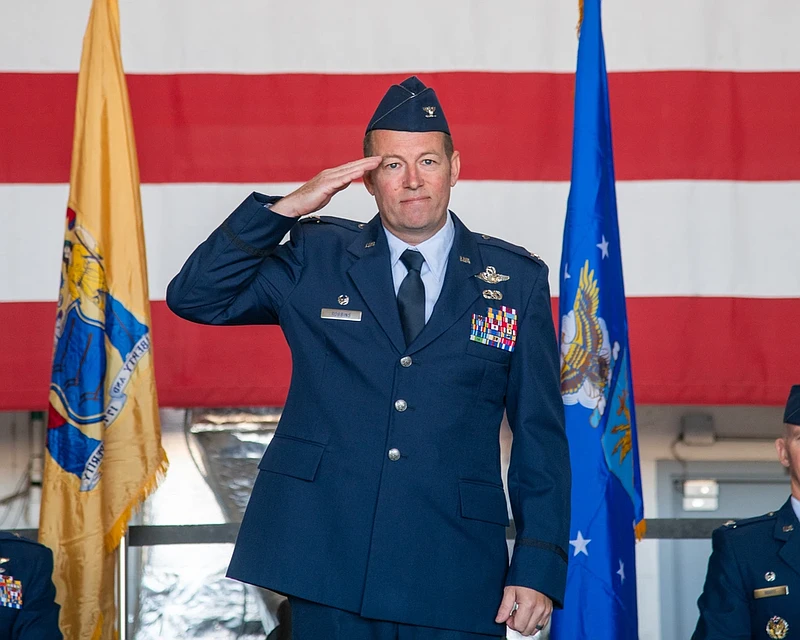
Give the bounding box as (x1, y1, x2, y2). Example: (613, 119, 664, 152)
(617, 560, 625, 583)
(597, 235, 610, 259)
(564, 263, 571, 280)
(569, 531, 591, 556)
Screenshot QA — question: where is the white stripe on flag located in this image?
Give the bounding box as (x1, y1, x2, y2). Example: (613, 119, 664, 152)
(1, 0, 799, 73)
(2, 181, 799, 302)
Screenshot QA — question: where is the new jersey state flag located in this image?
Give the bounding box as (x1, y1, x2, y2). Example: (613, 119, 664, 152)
(550, 1, 644, 638)
(38, 0, 168, 638)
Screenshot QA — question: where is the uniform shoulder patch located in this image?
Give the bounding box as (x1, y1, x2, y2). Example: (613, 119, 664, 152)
(473, 232, 545, 266)
(300, 215, 365, 232)
(0, 531, 46, 548)
(719, 510, 778, 532)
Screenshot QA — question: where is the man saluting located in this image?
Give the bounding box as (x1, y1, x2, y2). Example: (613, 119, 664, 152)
(167, 76, 570, 639)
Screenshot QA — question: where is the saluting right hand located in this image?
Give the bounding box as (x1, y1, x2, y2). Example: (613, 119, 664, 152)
(270, 156, 382, 219)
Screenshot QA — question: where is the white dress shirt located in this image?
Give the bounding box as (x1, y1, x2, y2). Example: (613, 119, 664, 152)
(383, 213, 455, 323)
(792, 495, 800, 523)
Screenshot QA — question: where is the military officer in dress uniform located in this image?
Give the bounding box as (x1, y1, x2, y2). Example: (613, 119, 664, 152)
(167, 76, 570, 639)
(692, 385, 800, 640)
(0, 531, 62, 639)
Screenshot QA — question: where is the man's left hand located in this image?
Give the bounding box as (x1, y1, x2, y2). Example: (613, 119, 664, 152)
(495, 586, 553, 636)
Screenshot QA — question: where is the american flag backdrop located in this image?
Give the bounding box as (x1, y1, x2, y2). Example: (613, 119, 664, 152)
(1, 0, 798, 411)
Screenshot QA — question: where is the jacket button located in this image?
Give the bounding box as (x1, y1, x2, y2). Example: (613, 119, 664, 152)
(388, 448, 401, 461)
(400, 356, 412, 367)
(394, 399, 407, 412)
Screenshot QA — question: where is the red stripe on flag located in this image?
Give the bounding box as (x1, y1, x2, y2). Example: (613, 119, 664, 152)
(2, 71, 799, 183)
(1, 298, 795, 410)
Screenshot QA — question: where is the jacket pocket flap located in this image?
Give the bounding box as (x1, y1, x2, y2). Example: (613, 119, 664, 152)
(465, 339, 512, 364)
(258, 435, 325, 481)
(459, 480, 510, 526)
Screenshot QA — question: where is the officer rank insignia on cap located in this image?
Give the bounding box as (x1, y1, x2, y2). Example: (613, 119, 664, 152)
(470, 306, 517, 352)
(766, 616, 789, 639)
(0, 576, 22, 609)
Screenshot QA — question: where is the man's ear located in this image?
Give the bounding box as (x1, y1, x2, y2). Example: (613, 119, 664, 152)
(363, 168, 376, 196)
(449, 150, 461, 187)
(776, 436, 790, 469)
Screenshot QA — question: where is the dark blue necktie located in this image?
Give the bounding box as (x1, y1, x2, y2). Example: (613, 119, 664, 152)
(397, 249, 426, 346)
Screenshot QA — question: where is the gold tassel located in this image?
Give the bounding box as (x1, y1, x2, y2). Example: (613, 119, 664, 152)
(634, 519, 647, 542)
(577, 0, 584, 36)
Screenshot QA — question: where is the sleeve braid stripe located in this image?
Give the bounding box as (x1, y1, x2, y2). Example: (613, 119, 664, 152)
(221, 222, 275, 258)
(517, 537, 568, 563)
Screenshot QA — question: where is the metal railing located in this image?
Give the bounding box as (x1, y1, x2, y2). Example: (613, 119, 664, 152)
(11, 517, 731, 545)
(8, 519, 726, 638)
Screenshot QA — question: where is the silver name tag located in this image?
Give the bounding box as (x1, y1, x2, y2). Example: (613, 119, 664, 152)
(320, 308, 362, 322)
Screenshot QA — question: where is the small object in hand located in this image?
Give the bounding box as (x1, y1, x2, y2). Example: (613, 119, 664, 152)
(510, 602, 519, 615)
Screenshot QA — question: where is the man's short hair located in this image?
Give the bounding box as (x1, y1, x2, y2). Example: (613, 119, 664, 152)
(363, 131, 454, 160)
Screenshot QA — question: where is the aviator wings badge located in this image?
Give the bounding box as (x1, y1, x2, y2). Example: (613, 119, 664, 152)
(475, 266, 510, 284)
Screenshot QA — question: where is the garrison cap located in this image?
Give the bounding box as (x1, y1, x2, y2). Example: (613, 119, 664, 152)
(366, 76, 450, 135)
(785, 385, 800, 426)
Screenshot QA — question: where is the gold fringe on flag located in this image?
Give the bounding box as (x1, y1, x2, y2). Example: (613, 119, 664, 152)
(635, 518, 647, 542)
(105, 456, 169, 553)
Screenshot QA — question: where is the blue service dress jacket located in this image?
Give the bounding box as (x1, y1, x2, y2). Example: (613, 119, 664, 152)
(166, 192, 571, 636)
(0, 532, 62, 640)
(692, 498, 800, 640)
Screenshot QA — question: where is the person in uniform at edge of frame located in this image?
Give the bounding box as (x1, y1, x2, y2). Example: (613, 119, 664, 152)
(692, 385, 800, 640)
(166, 76, 571, 640)
(0, 531, 63, 639)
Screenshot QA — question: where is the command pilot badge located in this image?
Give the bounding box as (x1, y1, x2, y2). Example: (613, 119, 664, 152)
(0, 575, 22, 609)
(767, 616, 789, 639)
(475, 266, 510, 284)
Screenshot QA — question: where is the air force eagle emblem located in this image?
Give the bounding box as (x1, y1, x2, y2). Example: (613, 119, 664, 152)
(560, 260, 620, 427)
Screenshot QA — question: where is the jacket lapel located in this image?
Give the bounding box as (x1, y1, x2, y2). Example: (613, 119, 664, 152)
(406, 213, 483, 355)
(775, 497, 800, 577)
(346, 215, 406, 354)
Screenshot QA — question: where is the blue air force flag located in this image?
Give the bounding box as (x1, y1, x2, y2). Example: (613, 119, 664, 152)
(549, 1, 645, 638)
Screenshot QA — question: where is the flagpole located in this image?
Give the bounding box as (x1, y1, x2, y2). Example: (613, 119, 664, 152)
(117, 533, 128, 640)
